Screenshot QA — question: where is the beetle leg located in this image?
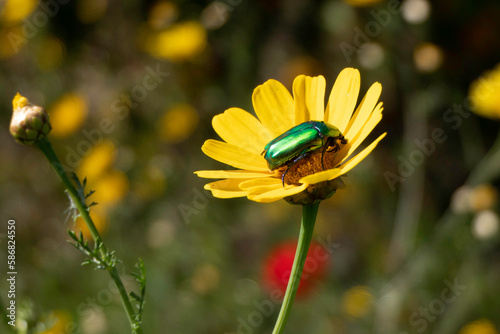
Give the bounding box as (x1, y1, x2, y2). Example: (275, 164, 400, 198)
(281, 151, 314, 186)
(321, 143, 329, 170)
(323, 135, 347, 168)
(326, 135, 347, 152)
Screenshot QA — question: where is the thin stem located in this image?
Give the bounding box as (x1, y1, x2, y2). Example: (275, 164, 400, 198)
(36, 138, 104, 252)
(272, 203, 319, 334)
(35, 138, 142, 334)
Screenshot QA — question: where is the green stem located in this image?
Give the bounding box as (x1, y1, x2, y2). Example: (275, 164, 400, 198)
(272, 203, 319, 334)
(36, 138, 104, 250)
(35, 138, 142, 334)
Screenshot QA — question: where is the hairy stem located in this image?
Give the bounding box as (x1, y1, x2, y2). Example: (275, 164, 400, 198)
(36, 137, 142, 334)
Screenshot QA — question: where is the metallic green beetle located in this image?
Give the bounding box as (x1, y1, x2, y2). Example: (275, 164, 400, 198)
(262, 120, 347, 185)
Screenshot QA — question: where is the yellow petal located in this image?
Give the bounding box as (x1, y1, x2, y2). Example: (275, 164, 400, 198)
(344, 82, 382, 140)
(248, 183, 309, 203)
(325, 68, 360, 133)
(293, 75, 326, 124)
(340, 102, 383, 163)
(252, 79, 295, 137)
(300, 133, 386, 184)
(202, 140, 269, 171)
(212, 107, 272, 154)
(204, 179, 249, 198)
(240, 177, 283, 191)
(195, 170, 273, 179)
(243, 184, 283, 196)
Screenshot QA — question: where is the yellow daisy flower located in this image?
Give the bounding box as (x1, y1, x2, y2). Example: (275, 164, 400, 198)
(469, 63, 500, 119)
(196, 68, 386, 203)
(459, 319, 498, 334)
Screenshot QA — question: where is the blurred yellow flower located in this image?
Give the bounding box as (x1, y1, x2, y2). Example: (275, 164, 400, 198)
(37, 36, 65, 70)
(38, 310, 72, 334)
(191, 263, 221, 295)
(76, 0, 108, 23)
(91, 170, 129, 207)
(451, 184, 499, 214)
(74, 140, 128, 239)
(469, 64, 500, 119)
(0, 0, 37, 25)
(49, 93, 88, 138)
(341, 286, 374, 318)
(458, 319, 498, 334)
(342, 0, 383, 7)
(74, 209, 108, 241)
(158, 103, 199, 143)
(146, 21, 207, 62)
(470, 184, 498, 212)
(0, 26, 25, 58)
(196, 69, 385, 203)
(77, 140, 116, 180)
(148, 1, 178, 29)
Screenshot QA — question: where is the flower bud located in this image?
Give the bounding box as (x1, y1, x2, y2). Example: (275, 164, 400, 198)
(10, 93, 51, 145)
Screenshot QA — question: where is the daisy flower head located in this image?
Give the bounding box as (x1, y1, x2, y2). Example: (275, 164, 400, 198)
(196, 68, 386, 204)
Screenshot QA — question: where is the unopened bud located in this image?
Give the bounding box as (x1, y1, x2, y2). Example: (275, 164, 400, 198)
(10, 93, 51, 145)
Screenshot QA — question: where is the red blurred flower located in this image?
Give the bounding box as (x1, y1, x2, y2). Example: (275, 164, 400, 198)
(262, 240, 329, 299)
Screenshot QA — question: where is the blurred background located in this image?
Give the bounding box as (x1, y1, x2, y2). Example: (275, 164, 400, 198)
(1, 0, 500, 333)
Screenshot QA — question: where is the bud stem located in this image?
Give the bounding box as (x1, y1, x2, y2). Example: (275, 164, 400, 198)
(272, 203, 319, 334)
(35, 137, 143, 334)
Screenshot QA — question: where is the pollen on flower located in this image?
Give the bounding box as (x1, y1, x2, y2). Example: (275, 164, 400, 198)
(278, 138, 347, 186)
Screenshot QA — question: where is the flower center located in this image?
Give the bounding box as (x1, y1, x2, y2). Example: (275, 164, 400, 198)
(275, 139, 347, 185)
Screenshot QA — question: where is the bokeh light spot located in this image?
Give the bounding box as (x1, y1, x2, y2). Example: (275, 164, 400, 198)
(158, 103, 199, 143)
(49, 93, 88, 138)
(0, 0, 37, 25)
(341, 286, 374, 318)
(401, 0, 431, 24)
(413, 42, 443, 73)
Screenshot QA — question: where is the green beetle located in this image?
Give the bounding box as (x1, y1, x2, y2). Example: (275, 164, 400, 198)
(262, 121, 347, 185)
